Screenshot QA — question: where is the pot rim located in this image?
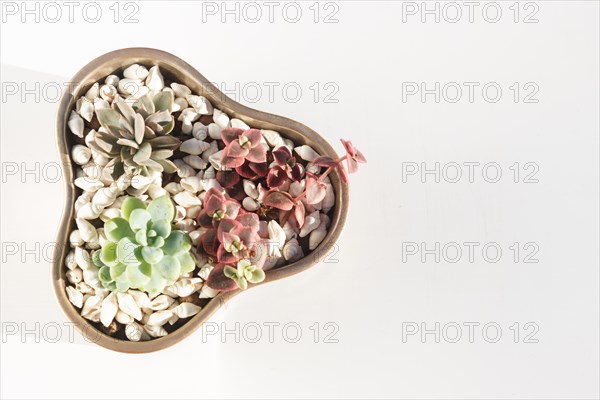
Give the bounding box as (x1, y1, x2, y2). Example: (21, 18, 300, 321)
(53, 47, 349, 353)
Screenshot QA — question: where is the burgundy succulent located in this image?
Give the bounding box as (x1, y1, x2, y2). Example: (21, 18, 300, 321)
(267, 146, 305, 188)
(236, 160, 268, 180)
(221, 128, 267, 168)
(216, 170, 241, 189)
(205, 262, 239, 291)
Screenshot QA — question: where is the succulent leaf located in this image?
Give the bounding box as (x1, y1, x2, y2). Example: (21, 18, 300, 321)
(142, 246, 163, 264)
(155, 255, 180, 281)
(147, 195, 175, 223)
(152, 219, 172, 238)
(117, 237, 141, 265)
(127, 263, 152, 287)
(129, 209, 152, 231)
(121, 197, 146, 219)
(100, 242, 118, 267)
(104, 218, 134, 242)
(153, 91, 174, 112)
(163, 231, 191, 255)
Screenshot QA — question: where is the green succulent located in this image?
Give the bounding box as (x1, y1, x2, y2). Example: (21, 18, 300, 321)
(94, 195, 195, 294)
(86, 91, 181, 181)
(224, 260, 266, 290)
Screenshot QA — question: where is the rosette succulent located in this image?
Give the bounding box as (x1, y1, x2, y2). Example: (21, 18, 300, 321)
(94, 195, 195, 293)
(220, 128, 267, 168)
(267, 145, 304, 188)
(87, 92, 181, 181)
(226, 259, 265, 289)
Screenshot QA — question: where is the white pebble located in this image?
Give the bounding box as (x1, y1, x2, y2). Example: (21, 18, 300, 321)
(66, 286, 83, 308)
(123, 64, 149, 80)
(145, 66, 164, 91)
(171, 82, 191, 98)
(230, 118, 249, 130)
(171, 303, 202, 318)
(212, 109, 229, 128)
(180, 138, 210, 155)
(186, 95, 213, 115)
(173, 191, 201, 207)
(147, 310, 174, 327)
(68, 111, 84, 137)
(295, 145, 320, 162)
(66, 268, 83, 284)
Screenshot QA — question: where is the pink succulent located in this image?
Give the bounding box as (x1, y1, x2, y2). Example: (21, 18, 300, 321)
(221, 128, 267, 168)
(262, 189, 306, 228)
(305, 174, 327, 205)
(197, 188, 241, 228)
(267, 146, 305, 188)
(205, 212, 268, 291)
(340, 138, 367, 174)
(216, 214, 261, 263)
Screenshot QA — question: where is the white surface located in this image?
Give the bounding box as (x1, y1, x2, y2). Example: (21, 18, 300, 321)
(0, 1, 598, 399)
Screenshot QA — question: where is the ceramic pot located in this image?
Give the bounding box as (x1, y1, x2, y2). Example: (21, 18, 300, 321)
(53, 48, 349, 353)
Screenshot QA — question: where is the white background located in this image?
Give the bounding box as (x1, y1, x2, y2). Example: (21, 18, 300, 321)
(1, 1, 598, 399)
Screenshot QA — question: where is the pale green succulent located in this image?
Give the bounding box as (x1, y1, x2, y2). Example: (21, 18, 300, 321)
(224, 260, 266, 290)
(94, 195, 195, 294)
(86, 91, 180, 181)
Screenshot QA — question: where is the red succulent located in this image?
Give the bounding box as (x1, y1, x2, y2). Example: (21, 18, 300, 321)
(267, 146, 305, 188)
(221, 128, 267, 168)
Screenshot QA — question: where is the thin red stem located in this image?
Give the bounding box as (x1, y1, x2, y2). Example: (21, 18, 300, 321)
(317, 155, 348, 183)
